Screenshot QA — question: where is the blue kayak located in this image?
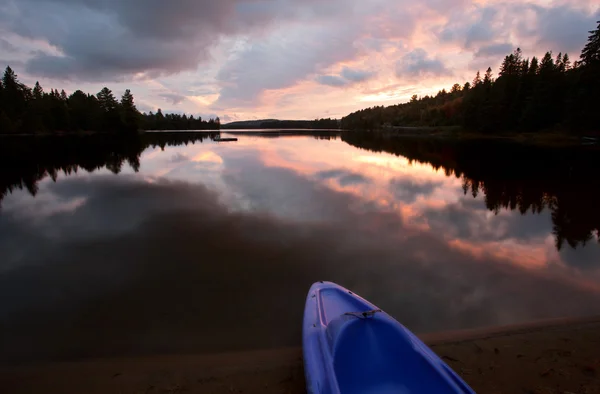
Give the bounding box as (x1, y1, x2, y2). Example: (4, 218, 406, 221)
(302, 282, 476, 394)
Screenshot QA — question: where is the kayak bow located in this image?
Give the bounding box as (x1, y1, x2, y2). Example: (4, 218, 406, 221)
(302, 281, 476, 394)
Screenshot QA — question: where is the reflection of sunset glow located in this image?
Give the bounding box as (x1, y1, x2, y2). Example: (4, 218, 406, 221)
(448, 239, 548, 269)
(127, 135, 600, 284)
(192, 151, 223, 164)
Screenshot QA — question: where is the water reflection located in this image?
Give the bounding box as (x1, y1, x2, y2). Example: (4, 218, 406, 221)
(1, 132, 600, 364)
(343, 132, 600, 252)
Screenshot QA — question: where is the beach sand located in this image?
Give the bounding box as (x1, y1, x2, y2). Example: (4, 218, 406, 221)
(2, 316, 599, 394)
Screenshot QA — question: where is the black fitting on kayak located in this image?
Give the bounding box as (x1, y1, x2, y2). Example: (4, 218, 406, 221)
(344, 309, 382, 319)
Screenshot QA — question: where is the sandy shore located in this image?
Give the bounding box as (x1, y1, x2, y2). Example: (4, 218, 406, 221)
(2, 316, 600, 394)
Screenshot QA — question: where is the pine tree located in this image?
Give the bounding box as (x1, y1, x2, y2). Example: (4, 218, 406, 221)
(580, 20, 600, 66)
(97, 87, 118, 112)
(33, 82, 44, 99)
(120, 89, 139, 133)
(483, 67, 493, 86)
(529, 57, 539, 75)
(569, 20, 600, 131)
(562, 53, 571, 70)
(2, 66, 27, 125)
(555, 52, 564, 72)
(96, 87, 121, 131)
(472, 71, 482, 87)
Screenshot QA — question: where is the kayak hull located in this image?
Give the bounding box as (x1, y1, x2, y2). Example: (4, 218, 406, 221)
(302, 282, 476, 394)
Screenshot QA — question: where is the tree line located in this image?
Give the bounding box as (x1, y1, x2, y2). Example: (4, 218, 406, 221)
(0, 67, 220, 134)
(220, 118, 339, 129)
(342, 21, 600, 133)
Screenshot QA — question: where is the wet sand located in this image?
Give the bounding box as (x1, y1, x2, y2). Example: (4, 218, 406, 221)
(2, 316, 600, 394)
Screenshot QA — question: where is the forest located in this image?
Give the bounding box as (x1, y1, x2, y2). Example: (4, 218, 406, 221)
(342, 21, 600, 133)
(0, 68, 220, 134)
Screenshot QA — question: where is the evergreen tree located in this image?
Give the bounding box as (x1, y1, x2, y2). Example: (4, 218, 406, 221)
(33, 82, 44, 99)
(570, 21, 600, 131)
(97, 87, 121, 131)
(120, 89, 139, 133)
(472, 71, 482, 87)
(2, 66, 27, 127)
(483, 67, 494, 85)
(580, 20, 600, 66)
(562, 53, 571, 70)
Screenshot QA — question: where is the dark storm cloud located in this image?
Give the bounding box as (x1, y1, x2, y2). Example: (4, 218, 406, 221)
(0, 0, 333, 80)
(396, 49, 451, 78)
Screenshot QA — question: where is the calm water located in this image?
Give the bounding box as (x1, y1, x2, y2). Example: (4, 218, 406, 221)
(1, 131, 600, 363)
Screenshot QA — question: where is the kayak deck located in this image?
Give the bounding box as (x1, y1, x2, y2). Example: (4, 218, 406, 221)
(303, 282, 475, 394)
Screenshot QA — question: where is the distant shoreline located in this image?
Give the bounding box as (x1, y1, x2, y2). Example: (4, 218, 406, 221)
(1, 128, 597, 149)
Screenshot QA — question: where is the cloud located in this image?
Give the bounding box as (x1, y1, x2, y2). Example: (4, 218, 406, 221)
(422, 197, 551, 244)
(316, 169, 371, 187)
(2, 0, 352, 81)
(316, 67, 375, 88)
(531, 5, 599, 55)
(396, 48, 451, 78)
(389, 178, 442, 204)
(437, 3, 598, 58)
(0, 37, 17, 53)
(341, 67, 375, 82)
(316, 75, 349, 87)
(159, 93, 187, 105)
(474, 43, 514, 58)
(214, 22, 363, 106)
(169, 153, 190, 163)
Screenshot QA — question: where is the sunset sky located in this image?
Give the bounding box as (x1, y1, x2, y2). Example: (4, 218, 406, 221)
(0, 0, 598, 122)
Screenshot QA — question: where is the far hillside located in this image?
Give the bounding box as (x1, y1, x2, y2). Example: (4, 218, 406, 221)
(342, 21, 600, 135)
(221, 118, 339, 130)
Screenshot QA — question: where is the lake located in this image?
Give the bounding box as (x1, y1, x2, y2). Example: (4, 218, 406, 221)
(1, 131, 600, 363)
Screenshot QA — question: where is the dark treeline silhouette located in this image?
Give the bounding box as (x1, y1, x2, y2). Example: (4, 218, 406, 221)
(226, 129, 341, 138)
(342, 21, 600, 134)
(0, 66, 220, 134)
(221, 118, 339, 129)
(142, 110, 220, 131)
(342, 132, 600, 251)
(0, 132, 219, 206)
